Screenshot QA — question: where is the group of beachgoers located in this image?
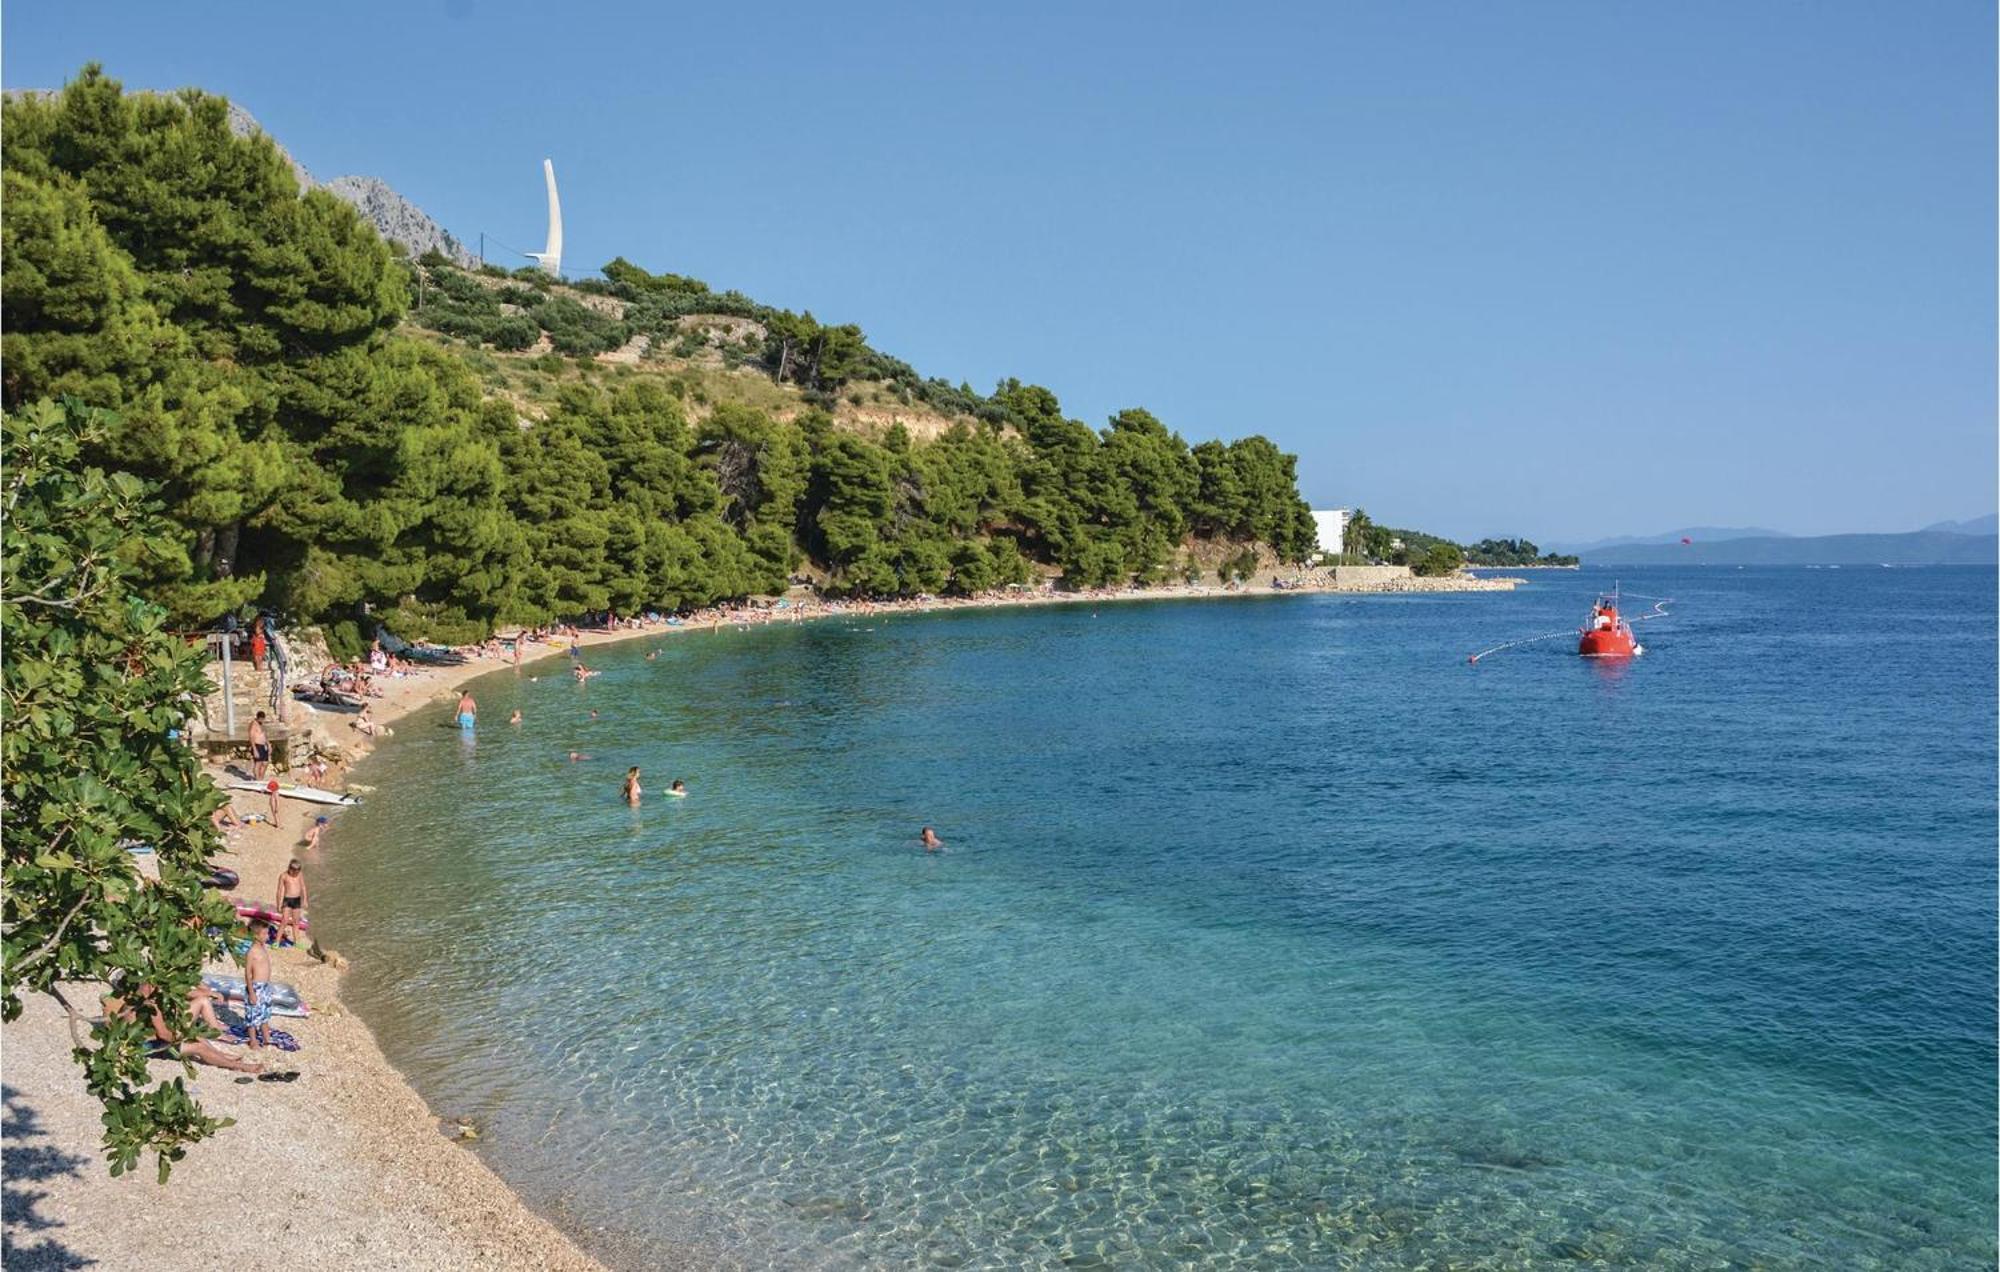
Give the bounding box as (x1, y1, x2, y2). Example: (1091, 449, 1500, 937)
(178, 603, 985, 1090)
(126, 820, 320, 1079)
(434, 634, 946, 848)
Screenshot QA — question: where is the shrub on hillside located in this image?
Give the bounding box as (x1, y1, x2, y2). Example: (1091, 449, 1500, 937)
(490, 316, 540, 351)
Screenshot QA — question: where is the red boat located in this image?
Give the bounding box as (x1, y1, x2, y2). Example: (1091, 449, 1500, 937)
(1578, 591, 1642, 658)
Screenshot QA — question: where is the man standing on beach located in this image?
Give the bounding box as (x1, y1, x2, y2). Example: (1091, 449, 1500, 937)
(274, 859, 308, 947)
(243, 923, 276, 1055)
(248, 710, 271, 781)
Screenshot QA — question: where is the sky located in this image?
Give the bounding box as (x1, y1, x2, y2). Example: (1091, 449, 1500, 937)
(6, 1, 1993, 542)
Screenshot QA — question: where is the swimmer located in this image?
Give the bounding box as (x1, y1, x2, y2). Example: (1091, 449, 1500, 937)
(589, 709, 599, 719)
(668, 779, 687, 798)
(508, 709, 522, 725)
(646, 650, 659, 660)
(919, 826, 944, 852)
(568, 751, 590, 762)
(622, 766, 643, 806)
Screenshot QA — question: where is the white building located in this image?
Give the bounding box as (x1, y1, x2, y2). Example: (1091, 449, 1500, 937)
(1311, 508, 1351, 558)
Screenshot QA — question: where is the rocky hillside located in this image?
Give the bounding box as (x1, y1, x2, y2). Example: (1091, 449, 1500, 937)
(224, 102, 479, 267)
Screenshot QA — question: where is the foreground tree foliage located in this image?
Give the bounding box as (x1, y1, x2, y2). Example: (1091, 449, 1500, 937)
(2, 68, 1323, 650)
(2, 399, 241, 1182)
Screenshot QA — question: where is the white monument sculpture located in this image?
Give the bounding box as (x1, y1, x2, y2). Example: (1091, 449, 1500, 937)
(524, 158, 562, 275)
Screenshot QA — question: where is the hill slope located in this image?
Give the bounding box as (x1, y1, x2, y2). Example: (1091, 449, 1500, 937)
(2, 67, 1320, 644)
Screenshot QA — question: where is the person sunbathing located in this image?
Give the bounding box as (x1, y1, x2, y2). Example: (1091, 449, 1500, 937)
(105, 983, 262, 1074)
(187, 982, 226, 1033)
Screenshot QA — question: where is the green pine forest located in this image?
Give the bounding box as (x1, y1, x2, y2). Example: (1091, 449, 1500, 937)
(2, 67, 1346, 657)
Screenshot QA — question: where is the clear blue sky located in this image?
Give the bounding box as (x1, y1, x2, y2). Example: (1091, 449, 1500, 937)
(7, 2, 1993, 542)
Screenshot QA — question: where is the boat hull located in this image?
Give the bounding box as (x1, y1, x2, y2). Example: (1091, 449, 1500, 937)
(1578, 629, 1639, 657)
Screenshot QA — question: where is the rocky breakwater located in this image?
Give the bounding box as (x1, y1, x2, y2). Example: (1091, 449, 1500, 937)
(1315, 565, 1520, 593)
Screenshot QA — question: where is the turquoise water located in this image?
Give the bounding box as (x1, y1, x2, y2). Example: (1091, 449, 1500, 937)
(317, 569, 1997, 1268)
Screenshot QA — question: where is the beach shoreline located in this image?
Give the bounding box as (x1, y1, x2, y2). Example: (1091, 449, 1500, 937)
(2, 573, 1517, 1270)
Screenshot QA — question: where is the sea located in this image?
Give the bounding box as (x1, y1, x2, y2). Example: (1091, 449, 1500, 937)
(315, 566, 1997, 1269)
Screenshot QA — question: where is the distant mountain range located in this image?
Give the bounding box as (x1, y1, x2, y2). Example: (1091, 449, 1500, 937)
(1544, 527, 1790, 556)
(1584, 528, 1997, 566)
(1921, 514, 1999, 536)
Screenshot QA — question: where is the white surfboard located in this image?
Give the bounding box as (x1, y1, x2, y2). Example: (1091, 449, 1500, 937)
(228, 780, 360, 807)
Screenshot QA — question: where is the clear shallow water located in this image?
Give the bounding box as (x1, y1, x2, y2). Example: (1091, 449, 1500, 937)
(318, 569, 1996, 1268)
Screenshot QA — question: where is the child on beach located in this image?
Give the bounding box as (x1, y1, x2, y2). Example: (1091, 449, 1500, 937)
(274, 860, 308, 947)
(264, 779, 283, 830)
(302, 815, 330, 852)
(211, 803, 243, 835)
(243, 923, 276, 1055)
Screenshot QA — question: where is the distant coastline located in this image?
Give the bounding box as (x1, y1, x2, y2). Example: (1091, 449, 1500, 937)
(1582, 528, 1997, 567)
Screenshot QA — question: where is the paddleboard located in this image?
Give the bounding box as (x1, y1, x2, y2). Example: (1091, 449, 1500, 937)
(201, 973, 307, 1017)
(228, 780, 359, 807)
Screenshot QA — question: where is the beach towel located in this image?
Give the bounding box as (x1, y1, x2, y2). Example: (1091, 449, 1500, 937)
(223, 1020, 301, 1052)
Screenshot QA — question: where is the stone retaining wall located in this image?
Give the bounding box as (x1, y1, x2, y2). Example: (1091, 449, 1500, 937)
(1327, 565, 1414, 585)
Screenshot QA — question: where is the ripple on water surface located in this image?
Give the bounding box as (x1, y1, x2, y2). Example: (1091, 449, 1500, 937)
(319, 572, 1998, 1268)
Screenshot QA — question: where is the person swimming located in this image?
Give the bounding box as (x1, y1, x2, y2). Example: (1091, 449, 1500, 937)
(622, 766, 643, 806)
(568, 751, 590, 762)
(920, 826, 944, 852)
(668, 779, 687, 798)
(508, 709, 522, 725)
